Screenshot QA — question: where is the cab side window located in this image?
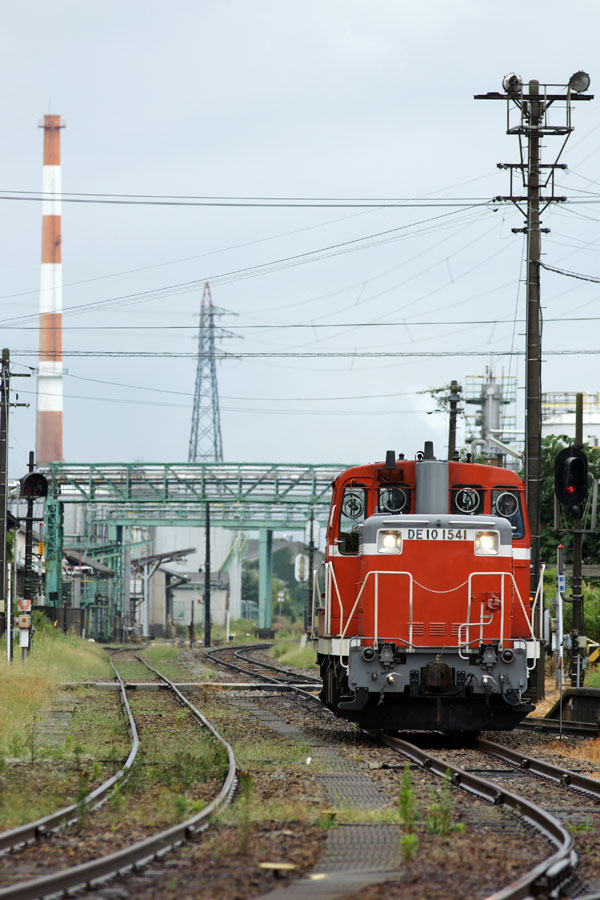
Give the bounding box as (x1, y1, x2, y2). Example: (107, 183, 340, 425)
(451, 485, 484, 515)
(492, 487, 525, 538)
(338, 487, 367, 554)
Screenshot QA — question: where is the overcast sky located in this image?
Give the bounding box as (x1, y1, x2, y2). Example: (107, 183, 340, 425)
(2, 1, 600, 477)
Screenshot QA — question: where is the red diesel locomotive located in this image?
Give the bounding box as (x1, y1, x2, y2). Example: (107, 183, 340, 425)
(312, 443, 539, 732)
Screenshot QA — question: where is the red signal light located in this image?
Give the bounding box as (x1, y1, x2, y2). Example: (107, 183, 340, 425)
(567, 485, 576, 494)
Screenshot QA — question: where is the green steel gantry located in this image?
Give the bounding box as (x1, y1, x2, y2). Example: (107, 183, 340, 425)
(45, 461, 350, 629)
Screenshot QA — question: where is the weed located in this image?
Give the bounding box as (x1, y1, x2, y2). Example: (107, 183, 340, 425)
(91, 761, 101, 782)
(425, 773, 464, 836)
(154, 743, 227, 789)
(569, 817, 595, 834)
(75, 775, 89, 830)
(173, 794, 192, 820)
(399, 831, 419, 861)
(26, 717, 38, 765)
(237, 773, 253, 854)
(73, 743, 84, 772)
(109, 783, 124, 811)
(8, 733, 23, 758)
(398, 764, 417, 833)
(313, 810, 337, 830)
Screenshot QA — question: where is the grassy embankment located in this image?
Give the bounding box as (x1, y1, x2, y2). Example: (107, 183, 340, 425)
(0, 620, 132, 826)
(0, 620, 111, 751)
(268, 630, 319, 671)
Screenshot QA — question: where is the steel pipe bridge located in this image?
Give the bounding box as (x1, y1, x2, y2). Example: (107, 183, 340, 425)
(43, 461, 351, 632)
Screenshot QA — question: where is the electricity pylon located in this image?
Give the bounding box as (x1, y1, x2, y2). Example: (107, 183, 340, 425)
(188, 283, 225, 462)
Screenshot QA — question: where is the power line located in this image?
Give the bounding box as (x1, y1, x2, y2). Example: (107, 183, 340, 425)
(21, 388, 431, 416)
(60, 371, 423, 402)
(11, 348, 599, 358)
(540, 261, 600, 283)
(18, 314, 600, 332)
(0, 204, 488, 326)
(0, 188, 494, 208)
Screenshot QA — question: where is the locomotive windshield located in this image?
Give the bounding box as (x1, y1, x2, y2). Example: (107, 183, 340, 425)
(451, 485, 484, 515)
(378, 486, 410, 513)
(338, 486, 366, 554)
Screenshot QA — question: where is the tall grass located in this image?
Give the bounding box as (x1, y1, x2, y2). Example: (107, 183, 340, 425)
(269, 636, 318, 670)
(0, 624, 111, 749)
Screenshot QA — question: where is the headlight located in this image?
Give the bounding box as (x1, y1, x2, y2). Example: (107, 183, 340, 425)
(377, 530, 403, 553)
(475, 531, 499, 556)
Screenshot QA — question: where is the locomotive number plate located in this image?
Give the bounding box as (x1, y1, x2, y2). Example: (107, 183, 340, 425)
(402, 528, 469, 541)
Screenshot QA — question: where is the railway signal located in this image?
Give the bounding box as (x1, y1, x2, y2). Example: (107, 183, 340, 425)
(19, 471, 48, 499)
(18, 454, 47, 660)
(555, 446, 588, 517)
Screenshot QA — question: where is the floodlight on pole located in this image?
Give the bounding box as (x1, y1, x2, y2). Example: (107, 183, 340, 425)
(502, 73, 522, 93)
(570, 71, 591, 93)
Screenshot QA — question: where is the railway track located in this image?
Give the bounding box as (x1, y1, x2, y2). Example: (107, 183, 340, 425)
(519, 717, 599, 737)
(207, 642, 322, 694)
(0, 650, 139, 859)
(0, 651, 237, 900)
(210, 642, 600, 900)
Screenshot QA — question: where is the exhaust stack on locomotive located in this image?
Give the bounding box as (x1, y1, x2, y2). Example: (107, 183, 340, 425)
(312, 443, 538, 733)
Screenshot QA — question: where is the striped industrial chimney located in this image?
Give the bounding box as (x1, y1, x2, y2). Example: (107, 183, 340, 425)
(36, 114, 65, 463)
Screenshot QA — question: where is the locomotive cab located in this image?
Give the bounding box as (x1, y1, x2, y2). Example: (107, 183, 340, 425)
(314, 443, 537, 733)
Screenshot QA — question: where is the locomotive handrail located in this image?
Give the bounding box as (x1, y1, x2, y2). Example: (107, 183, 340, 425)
(338, 570, 414, 669)
(459, 571, 537, 670)
(310, 567, 321, 639)
(530, 563, 546, 641)
(325, 561, 344, 638)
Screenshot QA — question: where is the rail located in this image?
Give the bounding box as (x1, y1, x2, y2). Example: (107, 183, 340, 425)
(207, 644, 322, 703)
(0, 650, 139, 857)
(380, 734, 575, 900)
(0, 655, 237, 900)
(477, 737, 600, 798)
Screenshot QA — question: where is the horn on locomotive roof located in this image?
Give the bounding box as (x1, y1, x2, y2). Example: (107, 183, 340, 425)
(423, 441, 435, 460)
(384, 450, 396, 469)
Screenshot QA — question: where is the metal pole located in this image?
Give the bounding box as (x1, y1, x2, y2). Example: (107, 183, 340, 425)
(189, 591, 195, 648)
(6, 553, 11, 662)
(22, 452, 35, 661)
(556, 544, 565, 688)
(0, 350, 9, 640)
(142, 566, 150, 638)
(204, 502, 211, 648)
(571, 392, 584, 685)
(448, 380, 459, 459)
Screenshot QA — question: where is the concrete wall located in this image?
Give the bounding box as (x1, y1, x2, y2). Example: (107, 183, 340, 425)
(152, 526, 242, 618)
(170, 584, 229, 628)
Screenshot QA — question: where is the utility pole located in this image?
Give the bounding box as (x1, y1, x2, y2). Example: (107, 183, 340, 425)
(204, 502, 211, 648)
(0, 350, 9, 639)
(476, 73, 593, 699)
(448, 380, 461, 459)
(525, 79, 543, 589)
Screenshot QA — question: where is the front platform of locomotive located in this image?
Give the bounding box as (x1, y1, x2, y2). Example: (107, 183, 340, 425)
(316, 442, 538, 733)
